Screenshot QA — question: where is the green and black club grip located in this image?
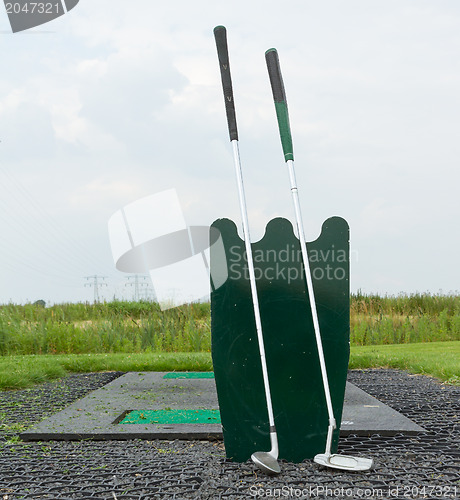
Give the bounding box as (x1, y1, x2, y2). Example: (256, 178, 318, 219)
(214, 26, 238, 141)
(265, 48, 294, 162)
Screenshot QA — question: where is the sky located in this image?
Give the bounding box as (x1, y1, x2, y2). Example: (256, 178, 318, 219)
(0, 0, 459, 304)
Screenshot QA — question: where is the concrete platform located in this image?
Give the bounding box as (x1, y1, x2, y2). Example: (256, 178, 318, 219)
(20, 372, 425, 441)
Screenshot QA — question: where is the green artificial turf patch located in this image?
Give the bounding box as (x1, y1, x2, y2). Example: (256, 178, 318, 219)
(119, 409, 221, 424)
(163, 372, 214, 379)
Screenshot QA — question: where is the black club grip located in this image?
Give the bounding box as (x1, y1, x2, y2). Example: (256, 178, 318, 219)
(214, 25, 238, 141)
(265, 48, 287, 104)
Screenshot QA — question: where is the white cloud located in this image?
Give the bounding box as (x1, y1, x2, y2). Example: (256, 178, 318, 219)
(69, 178, 146, 212)
(0, 0, 459, 302)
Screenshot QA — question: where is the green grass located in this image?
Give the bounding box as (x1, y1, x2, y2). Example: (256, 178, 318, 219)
(0, 294, 458, 356)
(349, 341, 460, 385)
(351, 291, 459, 316)
(0, 352, 212, 390)
(0, 301, 211, 355)
(0, 341, 458, 390)
(350, 292, 460, 345)
(0, 294, 458, 390)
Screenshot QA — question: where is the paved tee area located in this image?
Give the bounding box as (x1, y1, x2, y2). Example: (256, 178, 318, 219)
(20, 372, 424, 441)
(0, 369, 458, 499)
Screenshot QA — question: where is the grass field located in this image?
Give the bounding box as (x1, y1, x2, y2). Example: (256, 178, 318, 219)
(350, 292, 459, 344)
(0, 352, 213, 390)
(0, 294, 458, 390)
(348, 341, 459, 385)
(0, 341, 458, 390)
(0, 293, 458, 356)
(0, 301, 211, 355)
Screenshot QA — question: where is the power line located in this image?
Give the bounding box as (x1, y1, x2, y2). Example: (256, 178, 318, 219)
(125, 274, 150, 301)
(84, 275, 108, 302)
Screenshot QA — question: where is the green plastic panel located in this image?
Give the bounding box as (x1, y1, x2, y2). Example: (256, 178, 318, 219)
(119, 409, 221, 425)
(211, 217, 350, 463)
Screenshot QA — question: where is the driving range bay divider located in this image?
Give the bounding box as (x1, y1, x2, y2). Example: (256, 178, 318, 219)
(211, 216, 350, 463)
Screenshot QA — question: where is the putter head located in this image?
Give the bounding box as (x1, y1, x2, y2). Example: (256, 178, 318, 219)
(251, 451, 281, 475)
(314, 453, 373, 472)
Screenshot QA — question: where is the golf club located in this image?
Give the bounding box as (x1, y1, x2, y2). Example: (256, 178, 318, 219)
(214, 26, 280, 475)
(265, 47, 373, 472)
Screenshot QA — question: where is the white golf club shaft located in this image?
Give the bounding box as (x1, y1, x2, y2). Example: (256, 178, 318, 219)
(232, 139, 278, 445)
(214, 26, 278, 460)
(287, 158, 336, 453)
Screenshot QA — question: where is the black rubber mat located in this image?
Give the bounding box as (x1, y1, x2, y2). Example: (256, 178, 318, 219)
(0, 369, 458, 499)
